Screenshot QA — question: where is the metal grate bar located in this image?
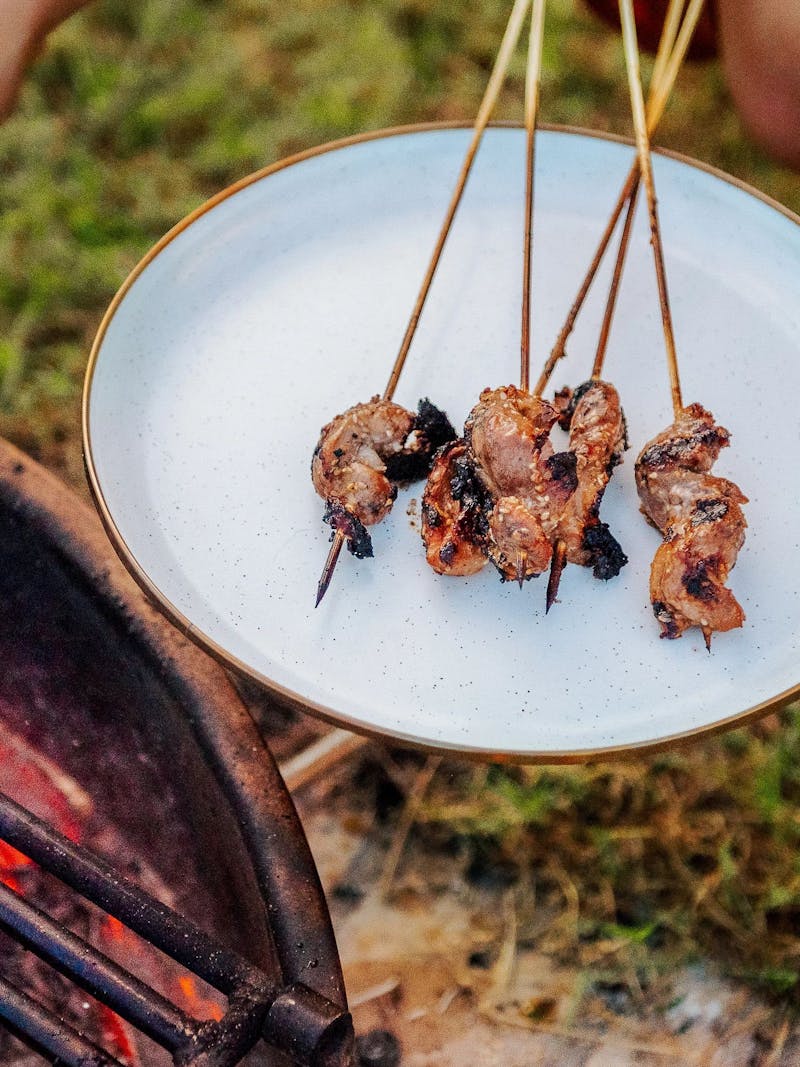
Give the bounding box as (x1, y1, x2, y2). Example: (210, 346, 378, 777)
(0, 974, 125, 1067)
(0, 879, 195, 1051)
(0, 791, 256, 994)
(0, 790, 353, 1067)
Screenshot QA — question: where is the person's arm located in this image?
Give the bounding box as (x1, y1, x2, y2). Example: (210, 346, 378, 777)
(0, 0, 93, 119)
(717, 0, 800, 169)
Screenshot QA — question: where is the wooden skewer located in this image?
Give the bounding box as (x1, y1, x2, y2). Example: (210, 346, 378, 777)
(590, 182, 640, 379)
(622, 0, 712, 651)
(521, 0, 548, 393)
(316, 533, 344, 606)
(518, 1, 571, 605)
(318, 0, 533, 606)
(618, 0, 683, 416)
(515, 550, 528, 588)
(544, 0, 697, 608)
(534, 0, 705, 396)
(383, 0, 533, 403)
(649, 0, 687, 96)
(533, 163, 637, 396)
(648, 0, 708, 129)
(591, 0, 706, 382)
(545, 537, 567, 612)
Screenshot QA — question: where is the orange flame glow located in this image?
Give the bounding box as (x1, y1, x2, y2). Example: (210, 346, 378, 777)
(0, 840, 33, 894)
(178, 975, 225, 1023)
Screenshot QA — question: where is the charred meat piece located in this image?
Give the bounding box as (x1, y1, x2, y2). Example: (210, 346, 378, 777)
(312, 396, 455, 556)
(635, 403, 747, 645)
(464, 385, 577, 583)
(421, 441, 490, 576)
(322, 500, 373, 559)
(553, 380, 628, 580)
(384, 398, 458, 483)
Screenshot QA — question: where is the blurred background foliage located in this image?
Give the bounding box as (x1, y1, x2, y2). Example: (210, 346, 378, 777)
(0, 0, 797, 476)
(2, 0, 800, 1016)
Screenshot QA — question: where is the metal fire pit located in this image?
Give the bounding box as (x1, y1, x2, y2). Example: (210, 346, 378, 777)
(0, 438, 352, 1066)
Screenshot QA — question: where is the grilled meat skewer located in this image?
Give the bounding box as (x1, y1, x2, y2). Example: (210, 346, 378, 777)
(553, 379, 628, 581)
(635, 403, 747, 646)
(421, 440, 490, 577)
(463, 385, 578, 584)
(312, 396, 455, 561)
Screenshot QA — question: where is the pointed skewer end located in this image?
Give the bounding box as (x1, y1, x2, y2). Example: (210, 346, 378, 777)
(546, 540, 567, 613)
(315, 530, 346, 607)
(515, 550, 527, 589)
(703, 629, 712, 653)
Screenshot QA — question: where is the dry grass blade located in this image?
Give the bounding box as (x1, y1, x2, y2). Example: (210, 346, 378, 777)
(378, 756, 443, 899)
(763, 1017, 790, 1066)
(348, 976, 401, 1009)
(478, 890, 519, 1018)
(279, 728, 369, 792)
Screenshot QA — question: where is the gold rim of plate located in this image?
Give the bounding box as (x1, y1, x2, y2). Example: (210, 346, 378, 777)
(82, 121, 800, 764)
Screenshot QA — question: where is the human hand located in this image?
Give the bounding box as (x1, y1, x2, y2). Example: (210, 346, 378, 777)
(718, 0, 800, 170)
(0, 0, 93, 119)
(0, 3, 42, 119)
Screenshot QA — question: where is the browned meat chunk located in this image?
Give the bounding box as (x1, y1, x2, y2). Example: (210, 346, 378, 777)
(553, 380, 628, 580)
(312, 396, 455, 556)
(464, 385, 577, 583)
(421, 441, 489, 576)
(635, 403, 748, 645)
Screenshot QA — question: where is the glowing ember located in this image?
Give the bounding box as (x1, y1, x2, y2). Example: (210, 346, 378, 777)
(0, 727, 223, 1065)
(178, 975, 225, 1023)
(0, 730, 143, 1065)
(0, 841, 32, 894)
(103, 913, 127, 942)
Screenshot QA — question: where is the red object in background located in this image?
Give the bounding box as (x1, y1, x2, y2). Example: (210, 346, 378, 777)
(584, 0, 718, 60)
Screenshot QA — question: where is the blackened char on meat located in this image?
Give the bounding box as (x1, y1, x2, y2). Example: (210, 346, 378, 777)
(552, 380, 628, 580)
(421, 440, 489, 576)
(323, 500, 374, 558)
(312, 394, 456, 561)
(383, 398, 457, 483)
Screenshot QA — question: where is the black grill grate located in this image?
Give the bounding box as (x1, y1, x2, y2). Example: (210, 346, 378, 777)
(0, 790, 353, 1067)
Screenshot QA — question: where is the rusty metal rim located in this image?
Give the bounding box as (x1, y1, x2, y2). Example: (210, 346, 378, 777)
(82, 121, 800, 765)
(0, 437, 347, 1005)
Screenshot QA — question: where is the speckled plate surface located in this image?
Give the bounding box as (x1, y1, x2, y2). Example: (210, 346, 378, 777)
(83, 124, 800, 761)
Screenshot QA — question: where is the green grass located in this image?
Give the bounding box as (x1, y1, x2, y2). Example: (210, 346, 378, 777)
(407, 705, 800, 1007)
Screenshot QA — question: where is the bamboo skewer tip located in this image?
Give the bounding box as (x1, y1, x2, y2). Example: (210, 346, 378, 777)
(545, 539, 567, 612)
(315, 528, 345, 607)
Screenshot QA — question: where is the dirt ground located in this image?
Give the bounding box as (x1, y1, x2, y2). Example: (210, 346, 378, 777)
(301, 801, 797, 1066)
(250, 697, 800, 1067)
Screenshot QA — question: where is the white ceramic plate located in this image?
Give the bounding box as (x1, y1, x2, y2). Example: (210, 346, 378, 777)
(84, 125, 800, 761)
